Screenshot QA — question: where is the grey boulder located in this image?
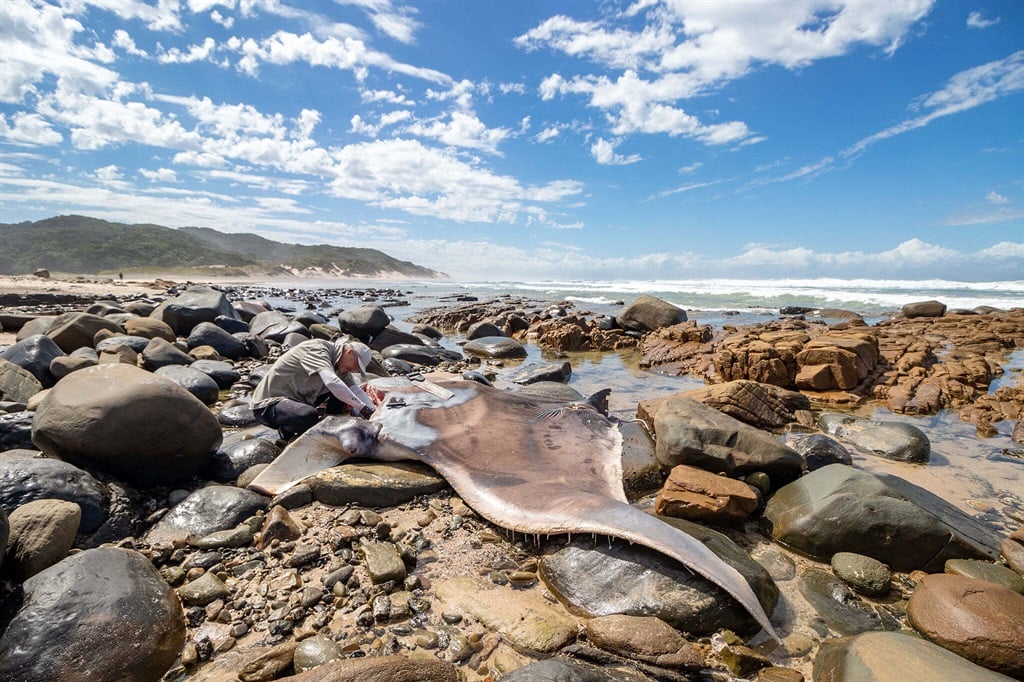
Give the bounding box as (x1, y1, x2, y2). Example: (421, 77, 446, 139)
(31, 364, 222, 486)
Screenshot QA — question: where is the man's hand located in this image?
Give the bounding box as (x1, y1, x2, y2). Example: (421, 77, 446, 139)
(359, 404, 375, 419)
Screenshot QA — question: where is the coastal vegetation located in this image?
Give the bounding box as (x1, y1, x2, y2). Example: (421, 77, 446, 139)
(0, 215, 446, 279)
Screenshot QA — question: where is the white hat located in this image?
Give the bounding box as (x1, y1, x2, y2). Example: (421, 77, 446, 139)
(346, 341, 372, 379)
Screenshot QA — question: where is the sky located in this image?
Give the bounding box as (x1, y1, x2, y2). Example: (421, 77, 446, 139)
(1, 0, 1022, 282)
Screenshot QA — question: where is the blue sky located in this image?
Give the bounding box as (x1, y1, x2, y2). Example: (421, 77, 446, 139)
(1, 0, 1022, 281)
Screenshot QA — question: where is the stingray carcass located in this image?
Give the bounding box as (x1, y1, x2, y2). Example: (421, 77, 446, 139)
(249, 378, 777, 638)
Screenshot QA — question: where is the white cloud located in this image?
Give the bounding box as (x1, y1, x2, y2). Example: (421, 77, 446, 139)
(678, 162, 702, 174)
(844, 51, 1024, 158)
(535, 125, 562, 142)
(591, 137, 642, 165)
(943, 191, 1023, 226)
(335, 0, 420, 44)
(360, 88, 413, 105)
(139, 167, 179, 182)
(0, 112, 64, 146)
(228, 30, 450, 84)
(94, 164, 126, 185)
(656, 178, 724, 198)
(87, 0, 183, 32)
(112, 29, 148, 56)
(349, 110, 412, 137)
(520, 1, 934, 147)
(0, 0, 120, 103)
(499, 82, 527, 95)
(158, 37, 217, 63)
(405, 111, 511, 155)
(210, 10, 234, 28)
(326, 138, 583, 224)
(966, 11, 1000, 29)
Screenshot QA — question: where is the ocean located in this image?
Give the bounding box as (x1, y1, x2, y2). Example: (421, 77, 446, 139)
(249, 276, 1024, 533)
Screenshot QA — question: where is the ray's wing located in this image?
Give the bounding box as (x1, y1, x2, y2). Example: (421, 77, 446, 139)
(247, 417, 357, 495)
(390, 381, 777, 640)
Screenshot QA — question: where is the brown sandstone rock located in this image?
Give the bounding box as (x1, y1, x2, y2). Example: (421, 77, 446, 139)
(907, 573, 1024, 678)
(654, 465, 759, 523)
(1002, 527, 1024, 575)
(585, 614, 703, 668)
(277, 654, 458, 681)
(684, 380, 809, 430)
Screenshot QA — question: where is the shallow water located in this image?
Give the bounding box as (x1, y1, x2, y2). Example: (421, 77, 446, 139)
(250, 279, 1024, 537)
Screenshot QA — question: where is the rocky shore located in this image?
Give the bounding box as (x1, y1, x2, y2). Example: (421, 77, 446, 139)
(0, 279, 1022, 681)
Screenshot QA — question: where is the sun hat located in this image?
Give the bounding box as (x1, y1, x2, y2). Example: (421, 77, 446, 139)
(344, 341, 372, 379)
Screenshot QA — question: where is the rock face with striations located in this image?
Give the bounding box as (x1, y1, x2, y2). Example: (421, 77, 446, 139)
(31, 363, 222, 486)
(638, 394, 804, 482)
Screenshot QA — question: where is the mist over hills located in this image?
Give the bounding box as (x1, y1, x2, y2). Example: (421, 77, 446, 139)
(0, 216, 446, 279)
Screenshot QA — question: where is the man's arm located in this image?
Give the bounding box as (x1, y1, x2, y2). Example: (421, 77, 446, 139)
(318, 369, 373, 411)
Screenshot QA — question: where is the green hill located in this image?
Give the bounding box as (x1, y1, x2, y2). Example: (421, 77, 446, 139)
(0, 215, 447, 279)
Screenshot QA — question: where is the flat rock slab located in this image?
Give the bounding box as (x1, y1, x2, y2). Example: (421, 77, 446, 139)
(764, 463, 1000, 571)
(814, 631, 1014, 682)
(434, 576, 578, 652)
(309, 462, 447, 507)
(277, 653, 458, 681)
(463, 336, 528, 359)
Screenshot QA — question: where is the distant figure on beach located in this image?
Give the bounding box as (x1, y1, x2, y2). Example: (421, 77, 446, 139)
(118, 272, 123, 281)
(251, 338, 376, 438)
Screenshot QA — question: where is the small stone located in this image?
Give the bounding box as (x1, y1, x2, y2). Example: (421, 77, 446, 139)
(944, 558, 1024, 594)
(831, 552, 892, 597)
(178, 572, 231, 607)
(359, 541, 407, 584)
(258, 505, 303, 549)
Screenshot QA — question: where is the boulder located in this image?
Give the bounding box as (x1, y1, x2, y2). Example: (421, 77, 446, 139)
(903, 300, 947, 318)
(123, 316, 175, 342)
(509, 361, 572, 385)
(501, 658, 648, 682)
(0, 334, 65, 387)
(44, 312, 123, 353)
(308, 462, 447, 507)
(140, 336, 194, 370)
(337, 305, 391, 340)
(540, 516, 778, 635)
(639, 394, 803, 483)
(380, 344, 461, 366)
(154, 364, 220, 405)
(250, 310, 307, 342)
(187, 321, 246, 359)
(0, 547, 186, 681)
(907, 574, 1024, 678)
(466, 320, 504, 339)
(149, 286, 239, 336)
(818, 413, 930, 463)
(463, 336, 528, 359)
(189, 359, 241, 389)
(204, 436, 281, 483)
(144, 485, 267, 545)
(31, 364, 222, 486)
(785, 433, 853, 471)
(763, 464, 1001, 571)
(0, 410, 36, 450)
(0, 358, 43, 404)
(0, 452, 112, 534)
(814, 631, 1014, 682)
(618, 295, 687, 333)
(4, 498, 81, 580)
